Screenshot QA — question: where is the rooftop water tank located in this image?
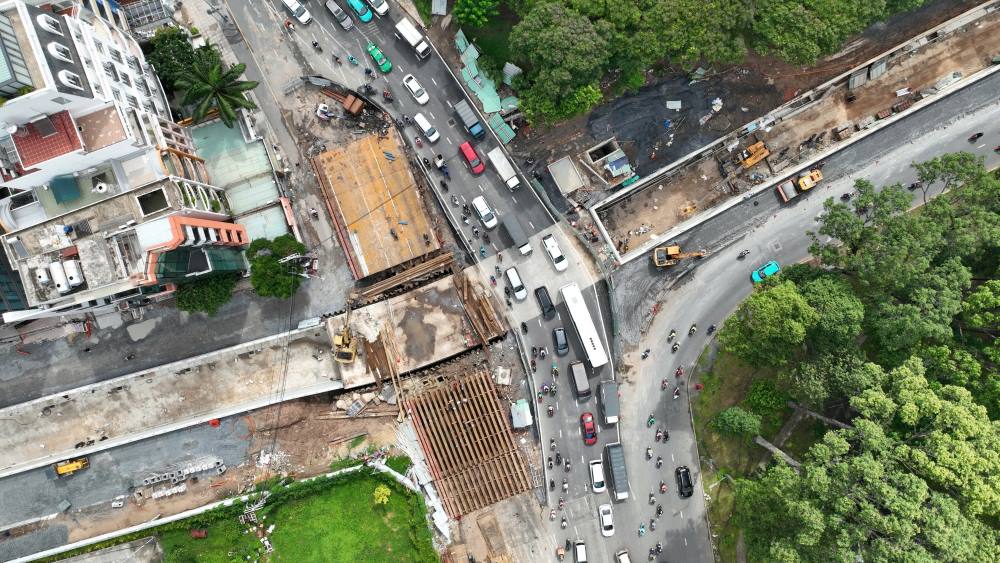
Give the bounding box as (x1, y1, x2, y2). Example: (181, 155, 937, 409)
(35, 267, 50, 285)
(64, 259, 84, 287)
(49, 261, 69, 294)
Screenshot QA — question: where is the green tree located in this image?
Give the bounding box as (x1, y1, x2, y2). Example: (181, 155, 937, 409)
(174, 273, 238, 315)
(453, 0, 499, 27)
(246, 235, 307, 299)
(751, 1, 890, 66)
(145, 27, 199, 91)
(736, 358, 1000, 561)
(720, 281, 818, 368)
(509, 3, 609, 123)
(783, 353, 883, 409)
(176, 59, 258, 128)
(373, 484, 391, 505)
(712, 406, 762, 438)
(799, 276, 864, 352)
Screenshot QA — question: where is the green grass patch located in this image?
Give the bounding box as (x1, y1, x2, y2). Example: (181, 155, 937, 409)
(265, 475, 434, 562)
(386, 455, 412, 475)
(349, 435, 367, 450)
(329, 457, 364, 472)
(781, 418, 827, 460)
(706, 476, 738, 563)
(413, 0, 432, 26)
(160, 518, 259, 563)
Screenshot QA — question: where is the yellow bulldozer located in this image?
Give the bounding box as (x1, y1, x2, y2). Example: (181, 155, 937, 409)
(652, 246, 707, 267)
(333, 297, 358, 364)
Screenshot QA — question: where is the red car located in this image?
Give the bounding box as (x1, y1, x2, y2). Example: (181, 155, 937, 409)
(459, 141, 485, 174)
(580, 412, 598, 445)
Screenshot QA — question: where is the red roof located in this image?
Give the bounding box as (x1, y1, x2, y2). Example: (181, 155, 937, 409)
(12, 111, 83, 168)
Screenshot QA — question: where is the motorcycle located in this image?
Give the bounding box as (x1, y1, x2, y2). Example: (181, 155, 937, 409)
(647, 414, 655, 427)
(675, 366, 684, 377)
(440, 180, 448, 192)
(841, 193, 852, 201)
(382, 90, 392, 101)
(646, 447, 653, 460)
(668, 329, 677, 341)
(547, 406, 554, 417)
(660, 481, 667, 494)
(549, 509, 556, 521)
(414, 137, 422, 148)
(738, 249, 750, 259)
(558, 497, 564, 509)
(489, 275, 497, 287)
(564, 460, 571, 472)
(648, 492, 655, 504)
(656, 456, 663, 468)
(461, 214, 470, 225)
(532, 346, 538, 359)
(347, 55, 359, 65)
(451, 194, 459, 206)
(480, 246, 487, 258)
(549, 383, 557, 397)
(673, 388, 681, 400)
(656, 504, 663, 517)
(641, 349, 650, 360)
(333, 54, 342, 65)
(561, 517, 567, 529)
(311, 40, 322, 52)
(655, 429, 663, 442)
(707, 324, 717, 335)
(531, 359, 536, 372)
(521, 322, 528, 334)
(562, 478, 568, 492)
(656, 542, 663, 554)
(549, 479, 555, 491)
(555, 451, 562, 465)
(548, 457, 553, 470)
(650, 518, 657, 531)
(672, 342, 680, 353)
(638, 524, 646, 537)
(550, 439, 556, 451)
(689, 324, 697, 335)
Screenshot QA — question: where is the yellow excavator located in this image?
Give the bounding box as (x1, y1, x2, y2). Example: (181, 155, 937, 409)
(652, 246, 707, 267)
(333, 297, 358, 364)
(48, 457, 89, 479)
(738, 141, 770, 169)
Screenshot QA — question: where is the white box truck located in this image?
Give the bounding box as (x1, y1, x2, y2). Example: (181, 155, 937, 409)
(486, 147, 520, 191)
(394, 17, 431, 59)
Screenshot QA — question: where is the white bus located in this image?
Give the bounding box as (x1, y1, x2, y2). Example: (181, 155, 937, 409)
(559, 282, 609, 369)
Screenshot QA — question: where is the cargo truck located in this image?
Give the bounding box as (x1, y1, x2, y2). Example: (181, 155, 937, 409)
(486, 147, 520, 191)
(393, 17, 430, 59)
(605, 442, 629, 501)
(454, 99, 485, 139)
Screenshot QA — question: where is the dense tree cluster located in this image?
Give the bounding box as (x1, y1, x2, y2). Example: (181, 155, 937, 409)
(718, 154, 1000, 560)
(505, 0, 928, 122)
(246, 235, 308, 299)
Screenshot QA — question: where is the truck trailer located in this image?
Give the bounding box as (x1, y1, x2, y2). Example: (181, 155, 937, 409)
(486, 147, 520, 191)
(454, 99, 485, 139)
(605, 442, 629, 501)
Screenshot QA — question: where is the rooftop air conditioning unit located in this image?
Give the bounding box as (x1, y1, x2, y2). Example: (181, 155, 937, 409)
(92, 182, 108, 194)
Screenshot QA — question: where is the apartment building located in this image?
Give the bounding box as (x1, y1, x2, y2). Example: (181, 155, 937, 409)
(0, 0, 247, 322)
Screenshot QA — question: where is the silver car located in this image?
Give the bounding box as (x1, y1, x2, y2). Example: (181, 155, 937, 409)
(325, 1, 353, 30)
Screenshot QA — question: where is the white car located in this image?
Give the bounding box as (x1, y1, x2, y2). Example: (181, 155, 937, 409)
(598, 503, 614, 537)
(542, 234, 568, 272)
(402, 74, 429, 105)
(589, 459, 606, 493)
(471, 195, 498, 229)
(504, 267, 527, 301)
(366, 0, 389, 16)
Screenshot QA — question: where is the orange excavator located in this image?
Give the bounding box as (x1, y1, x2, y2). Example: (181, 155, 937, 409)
(652, 246, 707, 267)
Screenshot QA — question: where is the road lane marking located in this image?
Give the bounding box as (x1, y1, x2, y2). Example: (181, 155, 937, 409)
(446, 138, 453, 145)
(429, 112, 436, 119)
(528, 221, 535, 229)
(431, 77, 438, 85)
(446, 100, 454, 108)
(684, 537, 688, 546)
(680, 510, 684, 518)
(479, 184, 485, 192)
(671, 453, 675, 462)
(512, 196, 518, 203)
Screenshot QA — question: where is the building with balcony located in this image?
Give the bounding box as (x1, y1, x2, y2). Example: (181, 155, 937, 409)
(1, 176, 247, 322)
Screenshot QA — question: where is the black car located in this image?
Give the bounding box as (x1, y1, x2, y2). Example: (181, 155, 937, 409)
(675, 466, 694, 498)
(553, 327, 569, 356)
(535, 286, 556, 320)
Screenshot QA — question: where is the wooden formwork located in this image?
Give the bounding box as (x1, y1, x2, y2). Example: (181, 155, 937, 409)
(406, 371, 531, 518)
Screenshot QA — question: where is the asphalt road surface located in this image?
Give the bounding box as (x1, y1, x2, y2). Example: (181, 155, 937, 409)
(610, 71, 1000, 563)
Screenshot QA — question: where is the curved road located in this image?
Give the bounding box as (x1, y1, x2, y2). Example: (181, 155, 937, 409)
(612, 73, 1000, 562)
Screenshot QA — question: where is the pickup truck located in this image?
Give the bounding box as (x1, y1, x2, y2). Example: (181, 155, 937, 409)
(486, 147, 520, 191)
(454, 99, 485, 139)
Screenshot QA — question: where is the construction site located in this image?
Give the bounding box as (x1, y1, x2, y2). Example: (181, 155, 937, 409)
(594, 3, 1000, 254)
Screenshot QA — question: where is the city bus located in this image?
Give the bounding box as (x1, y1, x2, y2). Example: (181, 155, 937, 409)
(559, 282, 609, 369)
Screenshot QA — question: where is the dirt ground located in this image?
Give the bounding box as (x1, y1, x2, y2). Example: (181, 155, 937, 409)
(507, 0, 983, 205)
(598, 7, 1000, 244)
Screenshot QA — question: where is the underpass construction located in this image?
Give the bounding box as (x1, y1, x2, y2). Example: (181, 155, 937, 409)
(593, 1, 1000, 264)
(0, 258, 506, 480)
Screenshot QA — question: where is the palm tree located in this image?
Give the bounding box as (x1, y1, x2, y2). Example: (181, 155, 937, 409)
(177, 57, 259, 128)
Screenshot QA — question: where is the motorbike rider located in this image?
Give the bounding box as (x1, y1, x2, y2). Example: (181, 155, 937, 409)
(690, 323, 698, 334)
(646, 446, 653, 460)
(656, 456, 663, 468)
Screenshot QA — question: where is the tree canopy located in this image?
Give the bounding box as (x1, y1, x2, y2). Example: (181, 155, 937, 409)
(246, 235, 307, 299)
(721, 154, 1000, 559)
(177, 59, 259, 128)
(502, 0, 928, 122)
(174, 273, 238, 316)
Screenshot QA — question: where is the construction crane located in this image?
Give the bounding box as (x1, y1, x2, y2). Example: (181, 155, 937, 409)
(652, 246, 707, 267)
(738, 141, 770, 169)
(333, 295, 358, 364)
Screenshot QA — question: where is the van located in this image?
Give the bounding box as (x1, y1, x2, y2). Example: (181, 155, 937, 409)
(599, 381, 619, 424)
(413, 113, 439, 143)
(471, 195, 498, 229)
(505, 218, 531, 255)
(535, 286, 555, 320)
(504, 267, 527, 301)
(281, 0, 312, 24)
(394, 17, 431, 59)
(570, 361, 591, 399)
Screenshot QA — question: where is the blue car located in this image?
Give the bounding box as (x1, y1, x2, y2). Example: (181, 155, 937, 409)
(347, 0, 372, 22)
(752, 260, 780, 283)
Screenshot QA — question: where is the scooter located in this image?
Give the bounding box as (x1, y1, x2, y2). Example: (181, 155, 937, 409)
(451, 194, 459, 206)
(564, 460, 571, 472)
(738, 249, 750, 259)
(707, 324, 716, 335)
(656, 456, 663, 468)
(549, 479, 555, 491)
(311, 41, 323, 52)
(347, 55, 359, 65)
(547, 406, 554, 417)
(675, 366, 684, 377)
(414, 137, 422, 148)
(661, 378, 668, 391)
(668, 329, 677, 341)
(672, 342, 680, 353)
(689, 324, 697, 335)
(647, 414, 655, 427)
(648, 492, 655, 504)
(646, 447, 653, 460)
(673, 388, 681, 400)
(555, 451, 562, 465)
(562, 478, 568, 492)
(641, 349, 650, 360)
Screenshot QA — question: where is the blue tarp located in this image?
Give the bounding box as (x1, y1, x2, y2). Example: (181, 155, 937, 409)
(50, 175, 80, 204)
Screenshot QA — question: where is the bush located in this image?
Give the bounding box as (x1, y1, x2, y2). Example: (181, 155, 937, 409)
(247, 235, 307, 299)
(743, 379, 788, 415)
(712, 406, 762, 438)
(174, 273, 238, 315)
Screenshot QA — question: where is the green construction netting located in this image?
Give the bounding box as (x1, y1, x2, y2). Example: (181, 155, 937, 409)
(488, 114, 516, 144)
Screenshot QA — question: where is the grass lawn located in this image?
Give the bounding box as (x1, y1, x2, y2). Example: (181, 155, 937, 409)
(159, 474, 435, 563)
(413, 0, 432, 26)
(692, 351, 794, 563)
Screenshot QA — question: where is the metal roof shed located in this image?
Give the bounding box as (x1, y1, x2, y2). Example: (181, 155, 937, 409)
(547, 156, 585, 196)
